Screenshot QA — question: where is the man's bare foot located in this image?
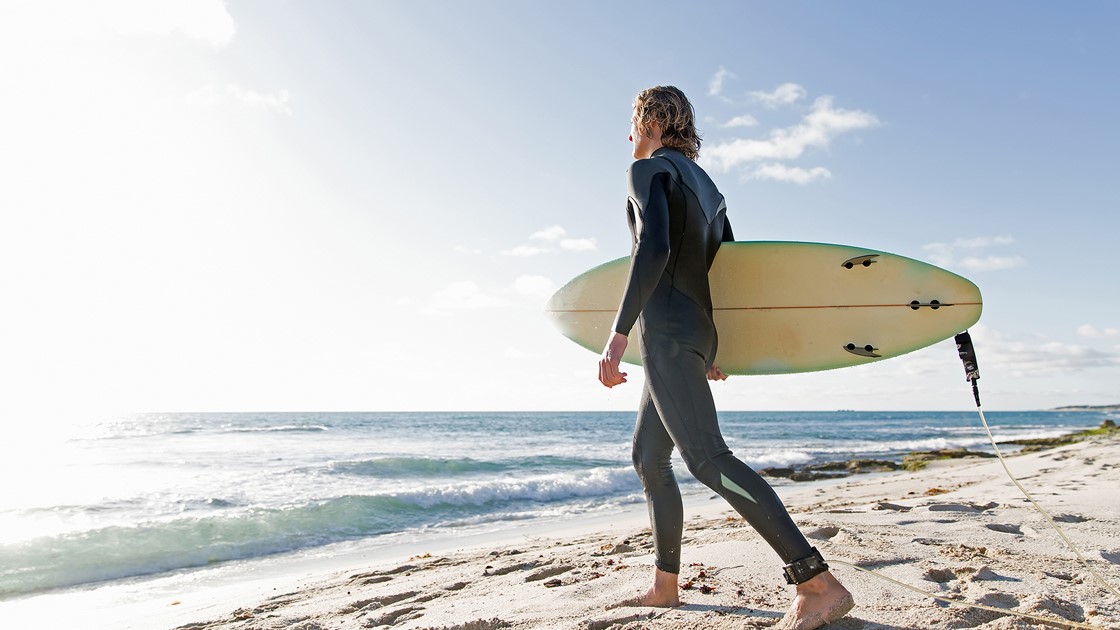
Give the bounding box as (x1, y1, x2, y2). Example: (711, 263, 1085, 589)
(605, 568, 681, 609)
(776, 571, 854, 630)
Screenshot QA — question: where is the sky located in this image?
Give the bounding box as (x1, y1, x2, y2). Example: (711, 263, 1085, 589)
(1, 0, 1118, 421)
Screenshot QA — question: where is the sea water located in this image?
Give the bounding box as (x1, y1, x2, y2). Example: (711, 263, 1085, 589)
(0, 410, 1105, 601)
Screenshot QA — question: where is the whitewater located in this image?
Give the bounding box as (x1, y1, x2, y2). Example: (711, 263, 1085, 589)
(0, 410, 1101, 601)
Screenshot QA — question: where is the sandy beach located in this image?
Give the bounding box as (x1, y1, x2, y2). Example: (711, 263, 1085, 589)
(87, 432, 1114, 630)
(3, 430, 1117, 630)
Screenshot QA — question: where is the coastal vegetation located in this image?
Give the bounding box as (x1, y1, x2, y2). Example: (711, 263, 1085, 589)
(761, 419, 1118, 479)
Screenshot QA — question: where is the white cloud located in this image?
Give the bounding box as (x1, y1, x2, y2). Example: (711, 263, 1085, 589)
(750, 83, 807, 108)
(3, 0, 237, 48)
(702, 96, 880, 172)
(512, 275, 556, 299)
(559, 238, 597, 252)
(187, 84, 292, 115)
(924, 236, 1024, 271)
(724, 114, 759, 128)
(971, 324, 1120, 375)
(530, 225, 566, 241)
(502, 226, 595, 256)
(749, 163, 831, 185)
(500, 245, 552, 257)
(958, 255, 1027, 272)
(709, 67, 736, 96)
(1078, 324, 1120, 339)
(428, 281, 509, 310)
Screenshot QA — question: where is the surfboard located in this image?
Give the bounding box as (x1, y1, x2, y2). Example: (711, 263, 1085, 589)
(545, 241, 982, 375)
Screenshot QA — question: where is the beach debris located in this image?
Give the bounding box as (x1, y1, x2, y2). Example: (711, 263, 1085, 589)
(679, 564, 718, 594)
(426, 619, 511, 630)
(409, 552, 432, 560)
(169, 600, 181, 606)
(596, 540, 635, 555)
(924, 487, 951, 496)
(543, 578, 563, 587)
(424, 619, 511, 630)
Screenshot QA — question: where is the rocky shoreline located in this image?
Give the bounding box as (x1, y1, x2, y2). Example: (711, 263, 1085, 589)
(760, 419, 1118, 482)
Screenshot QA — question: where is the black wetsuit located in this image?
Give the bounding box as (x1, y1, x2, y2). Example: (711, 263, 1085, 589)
(613, 146, 816, 576)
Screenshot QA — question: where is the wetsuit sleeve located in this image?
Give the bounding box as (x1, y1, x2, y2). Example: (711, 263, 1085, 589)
(722, 216, 735, 242)
(612, 160, 673, 336)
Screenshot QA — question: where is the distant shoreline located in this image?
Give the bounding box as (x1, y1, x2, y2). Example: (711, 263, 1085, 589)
(1050, 404, 1120, 412)
(764, 417, 1119, 481)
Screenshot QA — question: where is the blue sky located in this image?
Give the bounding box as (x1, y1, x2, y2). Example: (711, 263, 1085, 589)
(1, 1, 1118, 420)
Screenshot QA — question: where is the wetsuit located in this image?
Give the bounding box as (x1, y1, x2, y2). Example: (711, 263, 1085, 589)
(613, 146, 818, 578)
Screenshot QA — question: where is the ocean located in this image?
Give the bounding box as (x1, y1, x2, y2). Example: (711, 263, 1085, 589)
(0, 409, 1107, 603)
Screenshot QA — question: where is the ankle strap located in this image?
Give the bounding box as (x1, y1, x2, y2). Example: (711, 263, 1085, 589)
(783, 547, 829, 585)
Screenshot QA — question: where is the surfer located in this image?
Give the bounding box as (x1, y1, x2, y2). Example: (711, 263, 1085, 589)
(598, 85, 854, 629)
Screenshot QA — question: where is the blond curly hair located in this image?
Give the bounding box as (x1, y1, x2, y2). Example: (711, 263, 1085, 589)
(632, 85, 702, 160)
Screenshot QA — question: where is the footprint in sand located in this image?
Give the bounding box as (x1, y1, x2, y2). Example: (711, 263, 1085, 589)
(806, 526, 840, 541)
(1053, 513, 1090, 523)
(525, 564, 575, 583)
(365, 605, 426, 626)
(927, 503, 980, 513)
(959, 565, 1018, 582)
(923, 567, 956, 583)
(985, 523, 1022, 535)
(1101, 550, 1120, 564)
(340, 590, 419, 614)
(873, 502, 912, 512)
(977, 592, 1020, 608)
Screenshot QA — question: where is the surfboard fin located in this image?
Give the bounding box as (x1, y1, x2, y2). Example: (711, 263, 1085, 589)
(844, 343, 881, 358)
(841, 254, 879, 269)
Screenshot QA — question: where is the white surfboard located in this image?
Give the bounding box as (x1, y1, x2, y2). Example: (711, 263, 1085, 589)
(545, 241, 982, 375)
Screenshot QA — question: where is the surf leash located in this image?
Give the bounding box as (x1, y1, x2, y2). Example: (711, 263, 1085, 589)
(825, 333, 1118, 629)
(954, 331, 1120, 602)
